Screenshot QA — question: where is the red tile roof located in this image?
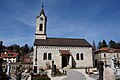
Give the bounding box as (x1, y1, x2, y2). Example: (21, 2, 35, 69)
(99, 47, 109, 51)
(95, 47, 120, 53)
(1, 52, 18, 58)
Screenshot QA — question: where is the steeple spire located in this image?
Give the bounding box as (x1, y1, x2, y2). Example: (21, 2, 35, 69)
(35, 0, 47, 39)
(42, 0, 44, 9)
(39, 0, 45, 16)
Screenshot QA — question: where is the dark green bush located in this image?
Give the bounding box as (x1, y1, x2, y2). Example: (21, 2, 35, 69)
(33, 75, 50, 80)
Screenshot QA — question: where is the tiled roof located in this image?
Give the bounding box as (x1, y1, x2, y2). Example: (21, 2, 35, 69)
(95, 47, 120, 53)
(34, 38, 92, 47)
(2, 52, 18, 58)
(99, 47, 109, 51)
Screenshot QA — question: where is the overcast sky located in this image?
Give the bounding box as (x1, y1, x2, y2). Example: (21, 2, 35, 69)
(0, 0, 120, 46)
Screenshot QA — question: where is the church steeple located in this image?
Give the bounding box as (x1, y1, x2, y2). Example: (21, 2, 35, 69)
(39, 0, 46, 16)
(35, 0, 47, 39)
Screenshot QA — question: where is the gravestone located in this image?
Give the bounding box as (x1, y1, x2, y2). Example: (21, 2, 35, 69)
(104, 66, 115, 80)
(16, 72, 21, 80)
(31, 72, 34, 80)
(51, 61, 56, 76)
(34, 65, 37, 73)
(52, 61, 54, 72)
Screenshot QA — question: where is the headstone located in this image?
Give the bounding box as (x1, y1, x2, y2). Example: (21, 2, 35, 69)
(54, 65, 56, 72)
(52, 61, 54, 72)
(98, 61, 104, 80)
(34, 65, 37, 73)
(31, 72, 34, 80)
(16, 72, 21, 80)
(53, 65, 56, 75)
(104, 67, 115, 80)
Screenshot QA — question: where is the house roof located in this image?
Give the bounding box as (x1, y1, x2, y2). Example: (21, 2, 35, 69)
(99, 47, 109, 51)
(95, 47, 120, 53)
(2, 52, 18, 58)
(34, 38, 92, 47)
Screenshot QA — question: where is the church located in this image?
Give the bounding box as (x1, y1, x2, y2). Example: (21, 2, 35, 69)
(33, 3, 93, 69)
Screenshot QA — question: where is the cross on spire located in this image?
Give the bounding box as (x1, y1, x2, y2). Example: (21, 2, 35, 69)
(41, 0, 44, 9)
(38, 0, 46, 16)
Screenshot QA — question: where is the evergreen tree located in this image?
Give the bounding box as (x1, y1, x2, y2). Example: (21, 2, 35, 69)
(101, 40, 108, 48)
(92, 41, 96, 51)
(108, 40, 116, 48)
(20, 44, 29, 56)
(116, 42, 120, 49)
(30, 46, 34, 52)
(98, 41, 102, 49)
(24, 44, 29, 54)
(0, 41, 3, 53)
(8, 46, 13, 52)
(20, 46, 25, 56)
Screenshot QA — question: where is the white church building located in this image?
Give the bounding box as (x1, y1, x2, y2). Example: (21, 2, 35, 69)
(33, 3, 93, 69)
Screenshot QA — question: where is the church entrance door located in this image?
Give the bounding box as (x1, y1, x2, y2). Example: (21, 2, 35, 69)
(62, 55, 70, 68)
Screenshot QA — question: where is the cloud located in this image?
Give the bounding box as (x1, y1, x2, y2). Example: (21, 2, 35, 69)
(17, 16, 35, 27)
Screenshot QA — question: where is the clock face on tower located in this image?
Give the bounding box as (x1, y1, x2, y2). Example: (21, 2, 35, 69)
(40, 17, 43, 21)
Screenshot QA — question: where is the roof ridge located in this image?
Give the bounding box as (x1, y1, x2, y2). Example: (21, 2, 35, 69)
(47, 37, 85, 40)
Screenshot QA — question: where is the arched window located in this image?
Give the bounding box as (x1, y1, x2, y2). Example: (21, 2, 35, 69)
(117, 54, 119, 57)
(76, 53, 79, 60)
(104, 54, 106, 57)
(39, 24, 43, 31)
(81, 53, 84, 60)
(43, 53, 47, 60)
(48, 53, 52, 60)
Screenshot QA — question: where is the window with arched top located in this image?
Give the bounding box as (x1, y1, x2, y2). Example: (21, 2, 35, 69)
(48, 53, 52, 60)
(104, 54, 106, 57)
(43, 53, 47, 60)
(117, 54, 119, 57)
(76, 53, 79, 60)
(81, 53, 84, 60)
(39, 24, 43, 31)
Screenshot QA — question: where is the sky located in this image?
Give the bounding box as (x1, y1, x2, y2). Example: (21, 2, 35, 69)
(0, 0, 120, 46)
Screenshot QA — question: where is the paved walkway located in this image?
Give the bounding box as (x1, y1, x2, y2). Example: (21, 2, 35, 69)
(64, 69, 95, 80)
(47, 69, 95, 80)
(47, 70, 67, 80)
(63, 69, 86, 80)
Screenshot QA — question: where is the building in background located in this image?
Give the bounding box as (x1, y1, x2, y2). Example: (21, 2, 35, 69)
(94, 47, 120, 67)
(1, 51, 18, 63)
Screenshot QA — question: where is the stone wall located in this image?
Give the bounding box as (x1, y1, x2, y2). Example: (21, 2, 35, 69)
(33, 46, 93, 69)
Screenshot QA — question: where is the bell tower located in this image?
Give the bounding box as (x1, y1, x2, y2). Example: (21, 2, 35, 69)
(35, 1, 47, 39)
